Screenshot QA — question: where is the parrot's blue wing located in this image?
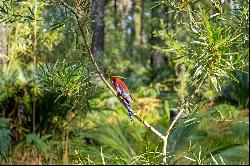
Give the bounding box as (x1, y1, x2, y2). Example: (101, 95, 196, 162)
(116, 85, 134, 123)
(117, 85, 132, 104)
(125, 103, 134, 123)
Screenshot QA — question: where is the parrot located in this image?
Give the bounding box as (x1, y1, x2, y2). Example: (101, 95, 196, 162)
(111, 76, 134, 123)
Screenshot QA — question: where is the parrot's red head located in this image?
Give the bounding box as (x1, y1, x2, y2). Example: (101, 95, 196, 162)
(111, 77, 118, 83)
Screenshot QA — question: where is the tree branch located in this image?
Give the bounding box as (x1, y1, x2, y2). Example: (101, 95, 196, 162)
(59, 1, 165, 141)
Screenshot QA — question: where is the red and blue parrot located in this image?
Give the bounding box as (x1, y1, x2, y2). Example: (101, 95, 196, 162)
(111, 76, 134, 123)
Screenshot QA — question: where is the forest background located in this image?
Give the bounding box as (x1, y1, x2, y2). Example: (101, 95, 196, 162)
(0, 0, 249, 165)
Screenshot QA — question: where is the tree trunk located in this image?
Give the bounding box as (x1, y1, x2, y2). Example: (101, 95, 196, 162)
(91, 0, 106, 57)
(140, 0, 145, 44)
(131, 0, 136, 41)
(114, 0, 118, 29)
(149, 3, 167, 70)
(0, 23, 8, 66)
(130, 0, 141, 56)
(115, 0, 130, 33)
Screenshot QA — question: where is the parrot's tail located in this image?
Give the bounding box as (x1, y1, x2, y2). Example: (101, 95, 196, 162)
(125, 103, 134, 123)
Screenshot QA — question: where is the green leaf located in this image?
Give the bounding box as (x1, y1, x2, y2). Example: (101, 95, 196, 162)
(26, 133, 47, 150)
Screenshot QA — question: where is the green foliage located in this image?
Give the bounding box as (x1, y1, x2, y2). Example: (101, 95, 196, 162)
(230, 71, 249, 108)
(154, 0, 249, 94)
(165, 103, 249, 165)
(0, 0, 64, 73)
(36, 58, 105, 115)
(37, 60, 90, 100)
(0, 70, 18, 103)
(26, 133, 47, 150)
(67, 110, 165, 165)
(0, 118, 11, 155)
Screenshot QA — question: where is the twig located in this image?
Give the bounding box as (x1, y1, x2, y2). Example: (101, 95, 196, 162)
(60, 0, 77, 16)
(133, 112, 165, 140)
(162, 73, 207, 163)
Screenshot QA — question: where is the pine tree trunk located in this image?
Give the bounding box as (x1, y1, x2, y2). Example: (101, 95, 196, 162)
(130, 0, 141, 56)
(130, 0, 136, 55)
(91, 0, 106, 57)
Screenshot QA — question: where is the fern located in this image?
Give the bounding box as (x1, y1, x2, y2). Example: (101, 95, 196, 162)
(25, 133, 47, 150)
(0, 118, 11, 155)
